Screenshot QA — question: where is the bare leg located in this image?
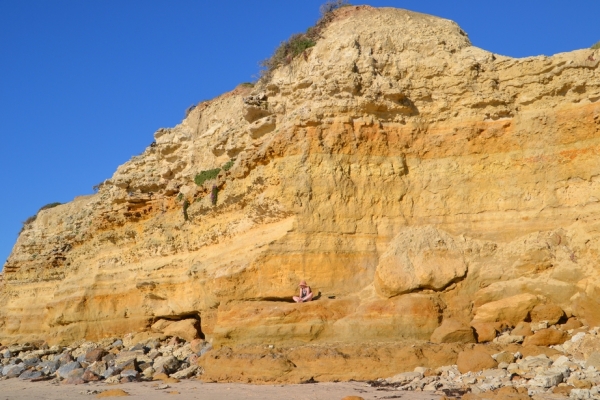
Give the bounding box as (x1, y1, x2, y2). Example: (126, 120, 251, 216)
(301, 292, 314, 302)
(293, 296, 302, 303)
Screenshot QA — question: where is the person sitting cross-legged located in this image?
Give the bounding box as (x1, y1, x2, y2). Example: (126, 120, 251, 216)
(293, 280, 313, 303)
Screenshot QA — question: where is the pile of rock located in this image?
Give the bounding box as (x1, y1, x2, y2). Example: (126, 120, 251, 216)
(0, 327, 212, 384)
(382, 325, 600, 399)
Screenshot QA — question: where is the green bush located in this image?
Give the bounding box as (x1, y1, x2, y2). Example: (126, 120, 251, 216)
(39, 202, 62, 211)
(319, 0, 350, 15)
(222, 158, 236, 172)
(195, 168, 221, 186)
(592, 41, 600, 50)
(261, 1, 351, 75)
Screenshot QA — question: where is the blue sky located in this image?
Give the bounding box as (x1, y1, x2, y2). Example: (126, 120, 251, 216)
(1, 0, 599, 268)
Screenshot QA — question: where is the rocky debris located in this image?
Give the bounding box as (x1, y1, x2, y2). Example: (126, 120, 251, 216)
(0, 335, 211, 385)
(378, 326, 600, 399)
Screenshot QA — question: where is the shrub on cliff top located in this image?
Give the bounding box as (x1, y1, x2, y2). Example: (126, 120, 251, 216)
(260, 0, 351, 76)
(592, 41, 600, 50)
(19, 202, 63, 234)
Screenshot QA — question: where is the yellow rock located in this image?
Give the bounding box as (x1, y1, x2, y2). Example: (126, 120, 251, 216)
(473, 294, 540, 326)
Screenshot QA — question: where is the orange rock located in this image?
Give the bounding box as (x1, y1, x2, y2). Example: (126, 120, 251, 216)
(162, 319, 200, 342)
(471, 322, 497, 343)
(530, 303, 565, 325)
(522, 328, 567, 346)
(553, 385, 573, 395)
(456, 349, 498, 374)
(520, 345, 561, 358)
(473, 294, 539, 326)
(572, 294, 600, 327)
(560, 317, 583, 331)
(511, 322, 532, 337)
(96, 390, 129, 398)
(430, 319, 476, 344)
(341, 397, 365, 400)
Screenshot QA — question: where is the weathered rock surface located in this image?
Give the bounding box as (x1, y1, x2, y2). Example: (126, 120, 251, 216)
(0, 6, 600, 387)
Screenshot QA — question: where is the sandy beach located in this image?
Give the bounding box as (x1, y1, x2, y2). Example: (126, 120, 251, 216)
(0, 380, 444, 400)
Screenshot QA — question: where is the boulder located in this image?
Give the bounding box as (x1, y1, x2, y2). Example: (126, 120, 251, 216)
(530, 303, 565, 325)
(57, 361, 81, 379)
(162, 319, 200, 342)
(511, 322, 533, 337)
(81, 369, 100, 382)
(473, 293, 539, 326)
(456, 350, 497, 374)
(84, 348, 107, 363)
(493, 351, 515, 364)
(430, 319, 475, 344)
(153, 356, 180, 375)
(170, 365, 198, 379)
(522, 328, 568, 346)
(560, 317, 583, 331)
(18, 369, 42, 380)
(63, 368, 85, 385)
(151, 319, 174, 333)
(471, 322, 497, 343)
(374, 226, 467, 297)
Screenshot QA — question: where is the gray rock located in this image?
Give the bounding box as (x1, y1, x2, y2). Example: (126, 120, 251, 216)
(2, 350, 11, 359)
(101, 367, 118, 379)
(57, 361, 81, 379)
(4, 364, 25, 378)
(19, 370, 43, 380)
(23, 357, 40, 367)
(120, 369, 140, 379)
(153, 355, 179, 374)
(570, 388, 593, 399)
(530, 371, 563, 387)
(39, 360, 60, 375)
(199, 343, 212, 357)
(519, 355, 553, 370)
(170, 365, 198, 379)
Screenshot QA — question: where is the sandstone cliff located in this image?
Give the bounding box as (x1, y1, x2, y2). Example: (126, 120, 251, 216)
(2, 5, 600, 368)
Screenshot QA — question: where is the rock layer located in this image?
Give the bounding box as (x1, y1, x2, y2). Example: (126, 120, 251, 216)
(1, 5, 600, 368)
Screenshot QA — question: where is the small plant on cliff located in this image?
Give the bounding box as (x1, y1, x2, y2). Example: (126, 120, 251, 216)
(182, 199, 190, 221)
(194, 168, 221, 186)
(260, 1, 351, 76)
(211, 185, 218, 206)
(222, 158, 236, 172)
(185, 104, 196, 117)
(592, 41, 600, 50)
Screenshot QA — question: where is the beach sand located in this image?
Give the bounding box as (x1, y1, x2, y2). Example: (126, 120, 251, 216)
(0, 380, 444, 400)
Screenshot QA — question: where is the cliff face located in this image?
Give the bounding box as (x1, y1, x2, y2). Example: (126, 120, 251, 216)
(2, 6, 600, 350)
